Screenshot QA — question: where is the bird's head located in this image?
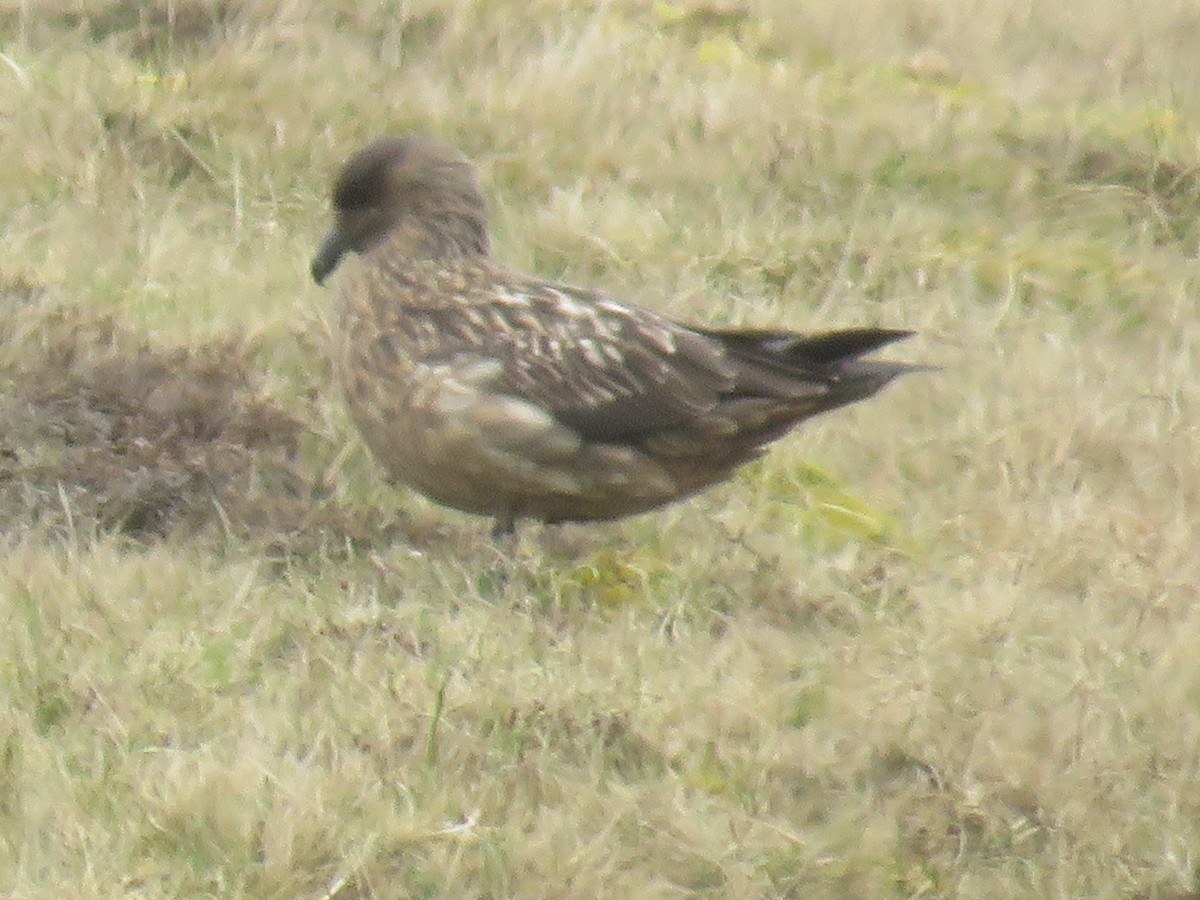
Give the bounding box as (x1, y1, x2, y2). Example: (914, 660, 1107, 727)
(311, 136, 489, 285)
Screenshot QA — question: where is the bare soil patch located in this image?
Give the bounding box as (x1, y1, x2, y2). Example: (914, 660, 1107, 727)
(0, 283, 416, 555)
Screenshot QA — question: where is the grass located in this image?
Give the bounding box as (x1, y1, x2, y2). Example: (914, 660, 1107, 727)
(2, 0, 1199, 896)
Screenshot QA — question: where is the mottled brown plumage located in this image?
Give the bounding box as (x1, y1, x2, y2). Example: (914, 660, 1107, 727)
(312, 136, 922, 537)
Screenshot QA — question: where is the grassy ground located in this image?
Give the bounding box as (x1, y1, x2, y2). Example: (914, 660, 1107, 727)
(2, 0, 1199, 896)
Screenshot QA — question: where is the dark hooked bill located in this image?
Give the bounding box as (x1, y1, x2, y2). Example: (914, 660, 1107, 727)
(311, 227, 346, 285)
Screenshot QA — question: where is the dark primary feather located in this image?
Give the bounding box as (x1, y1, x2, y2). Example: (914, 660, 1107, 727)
(692, 326, 921, 403)
(312, 136, 926, 534)
(698, 326, 912, 368)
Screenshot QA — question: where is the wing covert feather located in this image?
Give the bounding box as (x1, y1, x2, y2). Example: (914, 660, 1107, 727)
(358, 271, 737, 442)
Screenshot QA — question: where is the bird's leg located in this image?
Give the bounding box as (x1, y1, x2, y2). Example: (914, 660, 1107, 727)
(485, 511, 520, 592)
(491, 510, 517, 543)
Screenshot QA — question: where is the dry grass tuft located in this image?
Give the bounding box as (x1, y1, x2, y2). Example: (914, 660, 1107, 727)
(0, 287, 418, 556)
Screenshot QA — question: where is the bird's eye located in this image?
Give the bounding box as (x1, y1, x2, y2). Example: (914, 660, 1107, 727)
(334, 174, 379, 211)
(332, 141, 410, 211)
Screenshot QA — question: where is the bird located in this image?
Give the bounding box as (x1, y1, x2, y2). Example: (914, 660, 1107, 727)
(311, 135, 923, 539)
